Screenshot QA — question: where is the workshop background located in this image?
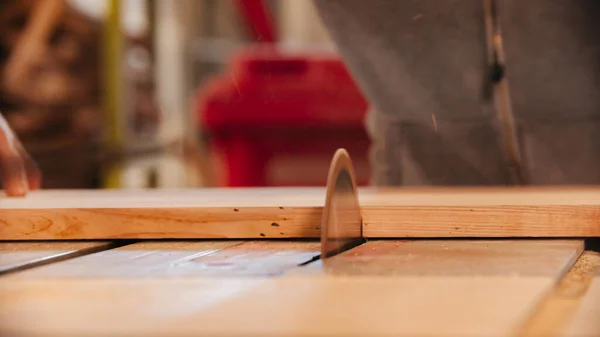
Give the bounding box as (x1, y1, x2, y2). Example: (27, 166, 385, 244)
(0, 0, 371, 190)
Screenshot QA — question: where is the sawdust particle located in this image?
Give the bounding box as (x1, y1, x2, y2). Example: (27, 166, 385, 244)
(516, 251, 600, 336)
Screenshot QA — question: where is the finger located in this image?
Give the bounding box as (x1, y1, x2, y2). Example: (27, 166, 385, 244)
(0, 154, 27, 197)
(0, 114, 28, 196)
(16, 141, 41, 190)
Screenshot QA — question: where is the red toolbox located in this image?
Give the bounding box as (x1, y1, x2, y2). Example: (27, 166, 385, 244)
(196, 47, 370, 187)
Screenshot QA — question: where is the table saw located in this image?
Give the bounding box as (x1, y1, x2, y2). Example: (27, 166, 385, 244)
(0, 149, 599, 336)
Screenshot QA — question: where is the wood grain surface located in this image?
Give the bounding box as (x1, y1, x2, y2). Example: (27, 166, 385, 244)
(292, 239, 584, 276)
(0, 277, 575, 337)
(0, 278, 268, 337)
(0, 239, 586, 337)
(0, 188, 325, 240)
(1, 186, 599, 240)
(177, 240, 584, 336)
(174, 277, 553, 336)
(360, 186, 600, 238)
(3, 240, 321, 279)
(0, 241, 114, 274)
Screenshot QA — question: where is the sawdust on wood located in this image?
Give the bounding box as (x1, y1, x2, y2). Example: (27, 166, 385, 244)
(515, 250, 600, 337)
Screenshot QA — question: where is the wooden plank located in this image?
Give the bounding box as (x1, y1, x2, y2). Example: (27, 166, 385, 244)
(170, 276, 551, 336)
(292, 239, 584, 276)
(3, 240, 321, 279)
(0, 240, 582, 336)
(0, 276, 572, 337)
(0, 240, 321, 336)
(0, 241, 115, 274)
(1, 187, 599, 240)
(359, 187, 600, 238)
(0, 278, 267, 337)
(161, 240, 585, 336)
(0, 188, 324, 240)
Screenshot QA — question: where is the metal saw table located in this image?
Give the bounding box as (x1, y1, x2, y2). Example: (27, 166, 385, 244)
(0, 152, 599, 337)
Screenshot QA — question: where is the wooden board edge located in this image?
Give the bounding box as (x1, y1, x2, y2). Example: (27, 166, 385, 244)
(0, 207, 323, 240)
(362, 206, 600, 238)
(1, 204, 599, 240)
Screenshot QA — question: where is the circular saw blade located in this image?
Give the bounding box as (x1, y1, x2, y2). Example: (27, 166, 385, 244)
(320, 149, 364, 259)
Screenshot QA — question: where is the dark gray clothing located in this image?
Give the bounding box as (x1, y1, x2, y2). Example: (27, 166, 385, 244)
(312, 0, 600, 186)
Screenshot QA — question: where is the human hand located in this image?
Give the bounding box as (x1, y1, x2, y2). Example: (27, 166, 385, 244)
(0, 113, 41, 196)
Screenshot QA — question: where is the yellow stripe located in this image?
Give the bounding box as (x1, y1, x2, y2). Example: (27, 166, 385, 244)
(102, 0, 122, 188)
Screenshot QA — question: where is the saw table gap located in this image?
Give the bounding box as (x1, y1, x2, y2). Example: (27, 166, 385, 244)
(0, 241, 125, 276)
(298, 254, 321, 266)
(584, 238, 600, 252)
(300, 238, 369, 266)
